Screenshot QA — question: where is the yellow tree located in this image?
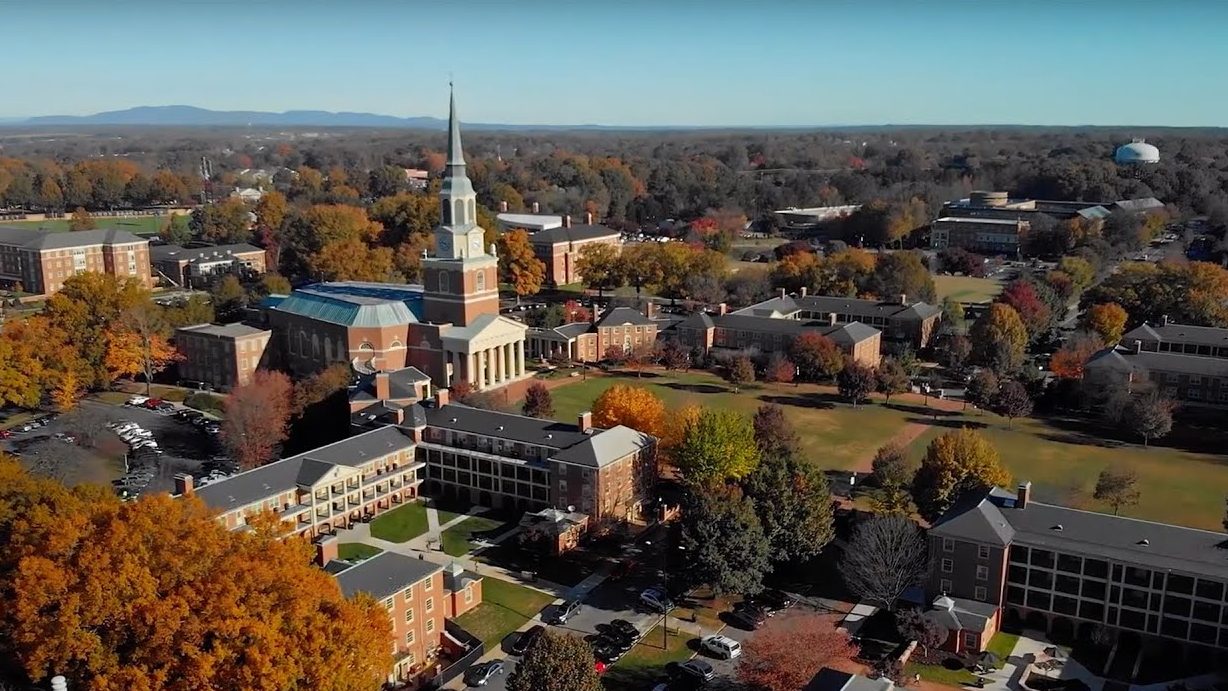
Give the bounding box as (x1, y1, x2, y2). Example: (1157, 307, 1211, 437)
(50, 369, 82, 412)
(44, 273, 149, 389)
(68, 207, 96, 231)
(309, 237, 396, 282)
(1080, 302, 1128, 344)
(497, 228, 546, 301)
(574, 242, 622, 296)
(104, 303, 182, 396)
(591, 384, 666, 439)
(913, 428, 1011, 520)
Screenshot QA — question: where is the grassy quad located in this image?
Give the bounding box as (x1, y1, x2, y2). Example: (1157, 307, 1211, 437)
(602, 625, 694, 691)
(452, 577, 555, 650)
(337, 543, 382, 561)
(440, 515, 512, 556)
(933, 274, 1003, 303)
(369, 502, 430, 542)
(4, 215, 182, 235)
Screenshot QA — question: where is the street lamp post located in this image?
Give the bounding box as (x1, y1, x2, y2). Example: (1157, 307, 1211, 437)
(644, 538, 685, 650)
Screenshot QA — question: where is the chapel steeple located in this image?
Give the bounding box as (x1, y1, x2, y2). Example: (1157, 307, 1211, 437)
(436, 84, 482, 259)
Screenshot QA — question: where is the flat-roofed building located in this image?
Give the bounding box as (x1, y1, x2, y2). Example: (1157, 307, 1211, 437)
(150, 242, 266, 288)
(930, 216, 1030, 254)
(0, 225, 151, 295)
(174, 322, 273, 391)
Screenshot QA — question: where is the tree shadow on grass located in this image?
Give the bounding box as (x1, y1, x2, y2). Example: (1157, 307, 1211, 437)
(905, 417, 987, 430)
(660, 382, 728, 395)
(757, 394, 836, 410)
(884, 402, 963, 418)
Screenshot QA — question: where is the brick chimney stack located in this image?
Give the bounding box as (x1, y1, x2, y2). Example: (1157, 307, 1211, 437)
(173, 472, 194, 496)
(718, 303, 728, 316)
(578, 411, 593, 432)
(436, 388, 450, 407)
(899, 293, 908, 305)
(800, 287, 808, 297)
(315, 535, 339, 566)
(563, 214, 572, 228)
(374, 371, 390, 401)
(585, 211, 594, 225)
(778, 288, 786, 299)
(498, 200, 509, 213)
(642, 300, 658, 319)
(531, 201, 540, 213)
(1017, 481, 1032, 509)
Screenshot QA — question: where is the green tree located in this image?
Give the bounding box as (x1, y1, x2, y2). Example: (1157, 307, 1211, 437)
(913, 428, 1011, 520)
(868, 251, 936, 303)
(869, 443, 913, 515)
(1093, 465, 1141, 515)
(838, 362, 876, 407)
(1058, 255, 1095, 291)
(573, 242, 623, 296)
(970, 303, 1028, 374)
(674, 409, 760, 485)
(743, 450, 834, 564)
(941, 297, 966, 334)
(162, 295, 215, 328)
(727, 355, 755, 393)
(680, 486, 772, 595)
(191, 197, 253, 244)
(211, 274, 248, 322)
(875, 357, 910, 404)
(506, 630, 602, 691)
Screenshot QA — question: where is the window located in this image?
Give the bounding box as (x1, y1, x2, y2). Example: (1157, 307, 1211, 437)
(425, 619, 435, 633)
(439, 271, 449, 292)
(978, 545, 990, 559)
(423, 577, 433, 591)
(476, 270, 485, 291)
(405, 651, 416, 666)
(425, 597, 434, 612)
(405, 630, 415, 645)
(975, 586, 988, 601)
(963, 632, 978, 649)
(464, 586, 473, 603)
(405, 608, 414, 623)
(941, 558, 953, 573)
(976, 565, 989, 581)
(943, 538, 955, 553)
(383, 597, 394, 610)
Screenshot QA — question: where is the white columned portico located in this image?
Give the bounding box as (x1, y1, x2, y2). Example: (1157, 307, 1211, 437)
(478, 349, 487, 388)
(517, 340, 526, 376)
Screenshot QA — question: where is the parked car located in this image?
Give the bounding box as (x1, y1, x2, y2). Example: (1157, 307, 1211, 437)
(610, 558, 638, 581)
(700, 634, 741, 660)
(746, 588, 795, 615)
(640, 588, 674, 613)
(463, 660, 504, 687)
(52, 433, 75, 444)
(671, 660, 715, 683)
(727, 605, 767, 631)
(0, 429, 12, 439)
(551, 599, 582, 624)
(510, 625, 544, 656)
(156, 402, 176, 414)
(609, 619, 639, 640)
(126, 396, 149, 406)
(142, 399, 163, 409)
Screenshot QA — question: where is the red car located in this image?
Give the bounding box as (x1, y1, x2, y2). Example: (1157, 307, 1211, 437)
(143, 398, 163, 409)
(594, 661, 606, 675)
(0, 429, 12, 439)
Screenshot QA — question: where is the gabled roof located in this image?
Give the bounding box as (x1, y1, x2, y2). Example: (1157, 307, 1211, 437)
(1123, 321, 1228, 349)
(550, 425, 655, 468)
(529, 224, 620, 245)
(274, 283, 422, 327)
(826, 321, 881, 346)
(927, 596, 998, 633)
(554, 322, 593, 339)
(731, 295, 799, 317)
(1112, 197, 1164, 214)
(678, 312, 714, 330)
(0, 225, 146, 250)
(929, 494, 1015, 546)
(595, 307, 653, 327)
(795, 294, 940, 322)
(334, 552, 441, 601)
(423, 402, 591, 449)
(351, 367, 431, 403)
(1085, 346, 1228, 377)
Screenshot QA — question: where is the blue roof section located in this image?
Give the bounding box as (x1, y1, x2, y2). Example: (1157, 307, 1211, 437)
(274, 282, 425, 327)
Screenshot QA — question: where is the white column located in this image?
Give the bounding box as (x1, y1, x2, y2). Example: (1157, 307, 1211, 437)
(477, 349, 487, 389)
(500, 343, 510, 382)
(445, 350, 453, 386)
(484, 348, 494, 388)
(468, 351, 477, 386)
(518, 340, 526, 376)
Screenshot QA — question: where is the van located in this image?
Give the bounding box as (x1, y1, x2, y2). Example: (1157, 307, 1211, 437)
(700, 634, 742, 660)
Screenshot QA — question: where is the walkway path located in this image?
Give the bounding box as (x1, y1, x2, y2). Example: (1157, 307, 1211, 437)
(851, 421, 931, 472)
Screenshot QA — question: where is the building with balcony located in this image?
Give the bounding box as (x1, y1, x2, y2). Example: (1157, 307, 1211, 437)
(928, 482, 1228, 657)
(174, 322, 273, 391)
(150, 242, 266, 288)
(1084, 341, 1228, 406)
(0, 225, 151, 296)
(328, 547, 483, 689)
(183, 425, 424, 537)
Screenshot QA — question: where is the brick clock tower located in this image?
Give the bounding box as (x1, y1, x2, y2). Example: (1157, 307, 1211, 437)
(422, 89, 499, 326)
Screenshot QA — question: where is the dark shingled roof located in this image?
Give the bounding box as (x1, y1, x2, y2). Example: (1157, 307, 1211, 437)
(595, 306, 653, 327)
(334, 552, 441, 600)
(528, 224, 620, 245)
(929, 494, 1016, 546)
(149, 243, 263, 263)
(0, 225, 146, 250)
(711, 314, 881, 343)
(1122, 321, 1228, 349)
(796, 294, 941, 321)
(1084, 346, 1228, 378)
(424, 403, 591, 449)
(927, 596, 998, 633)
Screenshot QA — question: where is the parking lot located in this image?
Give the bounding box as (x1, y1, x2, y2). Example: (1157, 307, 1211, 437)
(3, 399, 225, 495)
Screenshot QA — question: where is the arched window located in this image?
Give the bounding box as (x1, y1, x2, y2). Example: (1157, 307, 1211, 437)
(475, 270, 485, 291)
(297, 331, 309, 356)
(390, 339, 404, 349)
(441, 201, 450, 224)
(468, 199, 476, 220)
(453, 200, 464, 225)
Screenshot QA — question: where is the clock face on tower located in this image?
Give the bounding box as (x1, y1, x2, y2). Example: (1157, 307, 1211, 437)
(437, 234, 452, 256)
(470, 235, 482, 253)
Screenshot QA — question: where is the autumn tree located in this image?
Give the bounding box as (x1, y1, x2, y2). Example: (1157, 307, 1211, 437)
(591, 384, 666, 438)
(162, 294, 215, 328)
(897, 608, 949, 657)
(603, 342, 628, 365)
(574, 242, 623, 296)
(506, 630, 602, 691)
(838, 361, 876, 407)
(727, 355, 756, 392)
(1124, 392, 1175, 447)
(1081, 302, 1129, 344)
(679, 486, 772, 595)
(68, 206, 96, 231)
(743, 449, 834, 564)
(0, 460, 391, 691)
(738, 613, 857, 691)
(254, 189, 288, 268)
(990, 380, 1033, 428)
(223, 370, 293, 469)
(940, 334, 973, 374)
(840, 515, 929, 611)
(191, 196, 253, 244)
(752, 403, 800, 459)
(104, 302, 181, 396)
(876, 357, 910, 404)
(913, 428, 1011, 520)
(997, 279, 1053, 343)
(309, 236, 396, 283)
(867, 250, 936, 303)
(659, 339, 691, 371)
(497, 228, 546, 300)
(1058, 255, 1096, 291)
(674, 409, 760, 485)
(211, 274, 248, 322)
(1049, 332, 1106, 380)
(970, 303, 1028, 375)
(44, 273, 149, 389)
(1093, 465, 1141, 515)
(965, 368, 999, 411)
(789, 332, 845, 382)
(521, 382, 554, 419)
(764, 353, 795, 384)
(870, 443, 914, 515)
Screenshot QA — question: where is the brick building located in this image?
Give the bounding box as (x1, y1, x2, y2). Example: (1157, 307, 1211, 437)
(328, 548, 482, 688)
(929, 216, 1031, 254)
(525, 306, 661, 363)
(150, 242, 266, 288)
(1085, 319, 1228, 405)
(525, 215, 621, 287)
(0, 226, 151, 295)
(929, 483, 1228, 656)
(174, 322, 272, 391)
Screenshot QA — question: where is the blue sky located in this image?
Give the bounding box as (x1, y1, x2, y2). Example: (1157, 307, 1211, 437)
(5, 0, 1226, 126)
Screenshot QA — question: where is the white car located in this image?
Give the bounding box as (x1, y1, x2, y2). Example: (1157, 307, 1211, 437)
(127, 396, 149, 406)
(113, 423, 141, 433)
(639, 588, 673, 613)
(122, 431, 153, 443)
(700, 634, 742, 660)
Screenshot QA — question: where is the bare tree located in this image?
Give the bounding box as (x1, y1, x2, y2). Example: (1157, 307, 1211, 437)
(896, 607, 948, 657)
(840, 515, 929, 611)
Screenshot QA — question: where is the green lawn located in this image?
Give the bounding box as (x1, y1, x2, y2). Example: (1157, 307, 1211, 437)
(369, 502, 430, 543)
(547, 370, 914, 471)
(934, 274, 1003, 303)
(5, 215, 183, 235)
(905, 659, 977, 687)
(338, 543, 382, 561)
(986, 631, 1020, 661)
(441, 515, 511, 556)
(603, 625, 694, 690)
(906, 411, 1228, 530)
(452, 577, 555, 649)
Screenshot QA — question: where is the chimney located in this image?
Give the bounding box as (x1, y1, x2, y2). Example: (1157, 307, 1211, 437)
(899, 293, 908, 305)
(800, 287, 808, 297)
(1017, 481, 1032, 509)
(778, 288, 786, 299)
(531, 201, 540, 213)
(51, 677, 68, 691)
(315, 535, 339, 566)
(563, 214, 572, 228)
(1161, 314, 1169, 326)
(591, 304, 602, 324)
(393, 408, 405, 425)
(498, 200, 509, 213)
(718, 303, 728, 316)
(374, 371, 390, 401)
(585, 211, 594, 225)
(436, 388, 450, 407)
(643, 300, 657, 319)
(173, 472, 194, 496)
(578, 411, 593, 433)
(1134, 339, 1142, 353)
(829, 313, 838, 326)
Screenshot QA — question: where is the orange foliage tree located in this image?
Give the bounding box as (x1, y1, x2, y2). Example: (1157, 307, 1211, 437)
(497, 228, 546, 300)
(591, 384, 666, 439)
(223, 370, 293, 469)
(1080, 302, 1128, 345)
(104, 303, 182, 395)
(738, 613, 858, 691)
(1049, 333, 1106, 380)
(0, 459, 392, 690)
